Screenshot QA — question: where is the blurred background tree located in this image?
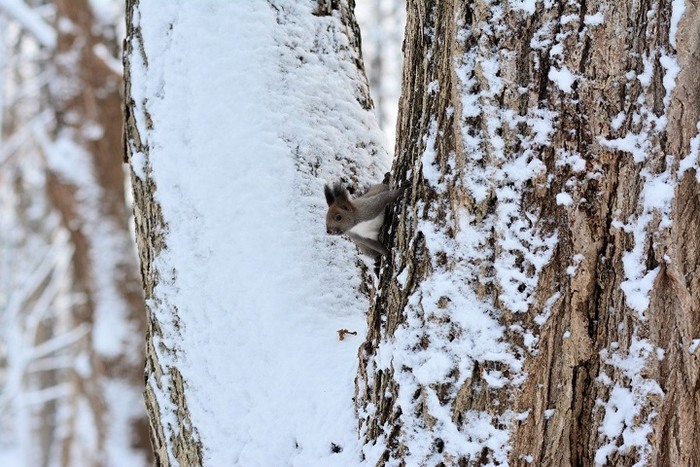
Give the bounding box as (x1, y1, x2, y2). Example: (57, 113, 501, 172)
(0, 1, 150, 465)
(356, 0, 405, 152)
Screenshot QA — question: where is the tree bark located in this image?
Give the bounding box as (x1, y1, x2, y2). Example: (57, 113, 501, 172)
(124, 1, 385, 464)
(358, 1, 700, 465)
(123, 2, 196, 464)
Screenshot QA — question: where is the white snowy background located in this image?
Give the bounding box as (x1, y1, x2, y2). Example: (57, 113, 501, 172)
(0, 0, 147, 465)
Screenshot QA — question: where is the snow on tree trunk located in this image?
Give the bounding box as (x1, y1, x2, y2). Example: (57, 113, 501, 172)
(124, 1, 388, 465)
(357, 1, 700, 465)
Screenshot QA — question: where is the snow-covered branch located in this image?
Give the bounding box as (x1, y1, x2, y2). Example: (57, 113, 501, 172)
(0, 0, 55, 49)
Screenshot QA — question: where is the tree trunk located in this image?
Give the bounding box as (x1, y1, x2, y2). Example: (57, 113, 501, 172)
(357, 1, 700, 465)
(123, 3, 199, 463)
(46, 2, 151, 464)
(0, 2, 149, 465)
(124, 1, 387, 465)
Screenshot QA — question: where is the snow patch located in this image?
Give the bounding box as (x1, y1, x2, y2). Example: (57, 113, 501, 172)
(534, 292, 561, 326)
(689, 339, 700, 354)
(596, 334, 663, 467)
(548, 66, 577, 93)
(509, 0, 538, 15)
(421, 118, 442, 190)
(678, 121, 700, 182)
(610, 111, 626, 131)
(584, 12, 605, 26)
(556, 192, 573, 206)
(659, 54, 680, 110)
(669, 0, 686, 48)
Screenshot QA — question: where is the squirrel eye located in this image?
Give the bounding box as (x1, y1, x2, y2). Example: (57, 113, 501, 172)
(334, 214, 342, 222)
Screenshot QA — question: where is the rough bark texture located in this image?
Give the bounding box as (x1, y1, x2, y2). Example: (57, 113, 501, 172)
(358, 1, 700, 465)
(123, 2, 203, 465)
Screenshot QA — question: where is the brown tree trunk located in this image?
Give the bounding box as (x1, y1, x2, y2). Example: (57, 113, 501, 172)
(45, 1, 150, 464)
(357, 1, 700, 465)
(124, 1, 381, 465)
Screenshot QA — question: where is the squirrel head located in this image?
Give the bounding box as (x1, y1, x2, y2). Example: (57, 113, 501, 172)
(324, 183, 357, 235)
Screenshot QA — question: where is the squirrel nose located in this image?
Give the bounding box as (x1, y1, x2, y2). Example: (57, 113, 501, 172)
(326, 228, 331, 234)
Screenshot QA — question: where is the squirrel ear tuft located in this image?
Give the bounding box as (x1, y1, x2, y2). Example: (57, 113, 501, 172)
(332, 183, 354, 211)
(324, 185, 335, 206)
(332, 183, 348, 199)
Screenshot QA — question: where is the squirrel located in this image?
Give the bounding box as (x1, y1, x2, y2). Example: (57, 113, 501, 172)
(324, 181, 403, 258)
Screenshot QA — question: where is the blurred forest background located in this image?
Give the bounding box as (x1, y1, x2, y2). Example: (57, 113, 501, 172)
(0, 0, 150, 465)
(0, 0, 403, 465)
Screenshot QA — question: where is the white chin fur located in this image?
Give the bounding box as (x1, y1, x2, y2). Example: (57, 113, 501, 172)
(349, 213, 384, 240)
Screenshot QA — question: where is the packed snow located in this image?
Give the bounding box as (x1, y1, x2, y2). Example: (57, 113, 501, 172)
(128, 1, 388, 465)
(596, 335, 664, 466)
(548, 66, 576, 93)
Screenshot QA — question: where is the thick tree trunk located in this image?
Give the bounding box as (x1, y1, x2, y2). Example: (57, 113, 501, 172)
(124, 1, 385, 465)
(358, 1, 700, 465)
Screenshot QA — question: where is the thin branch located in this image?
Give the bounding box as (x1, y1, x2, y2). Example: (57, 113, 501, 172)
(20, 383, 71, 406)
(30, 323, 89, 361)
